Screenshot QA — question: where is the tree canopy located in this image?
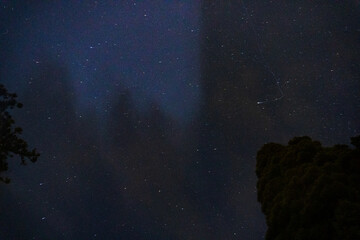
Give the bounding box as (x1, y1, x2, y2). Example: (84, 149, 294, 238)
(0, 84, 39, 183)
(256, 136, 360, 240)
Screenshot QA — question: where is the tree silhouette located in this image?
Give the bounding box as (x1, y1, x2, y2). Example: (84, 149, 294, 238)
(0, 84, 39, 183)
(256, 136, 360, 240)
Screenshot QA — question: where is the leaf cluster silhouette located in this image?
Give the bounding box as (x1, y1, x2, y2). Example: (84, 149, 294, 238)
(0, 84, 39, 183)
(256, 136, 360, 240)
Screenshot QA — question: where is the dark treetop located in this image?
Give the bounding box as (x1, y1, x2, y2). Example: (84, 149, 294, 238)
(256, 136, 360, 240)
(0, 84, 39, 183)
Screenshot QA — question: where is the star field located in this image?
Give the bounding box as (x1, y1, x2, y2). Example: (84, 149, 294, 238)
(0, 1, 359, 239)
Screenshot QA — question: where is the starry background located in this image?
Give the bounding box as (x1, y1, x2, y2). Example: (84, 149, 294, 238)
(0, 0, 359, 239)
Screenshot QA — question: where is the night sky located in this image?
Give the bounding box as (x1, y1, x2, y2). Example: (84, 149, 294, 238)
(1, 1, 359, 239)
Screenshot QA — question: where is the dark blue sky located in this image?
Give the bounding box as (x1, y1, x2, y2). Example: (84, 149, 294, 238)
(2, 0, 200, 120)
(1, 1, 359, 239)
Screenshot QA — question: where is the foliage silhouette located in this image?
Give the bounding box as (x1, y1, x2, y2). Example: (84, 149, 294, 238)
(256, 136, 360, 240)
(0, 84, 39, 183)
